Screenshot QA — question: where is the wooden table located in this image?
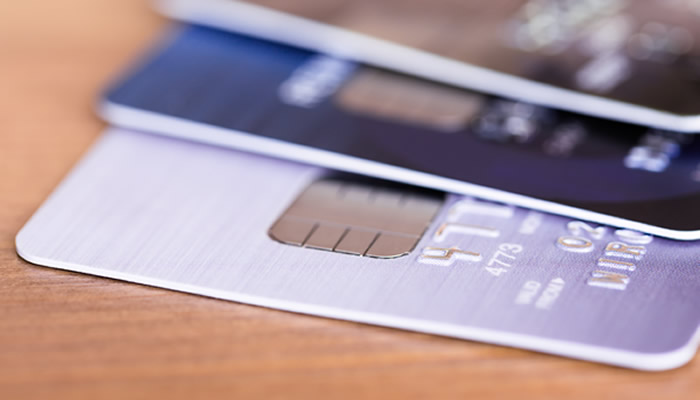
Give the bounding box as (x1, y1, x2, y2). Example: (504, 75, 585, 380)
(1, 1, 698, 398)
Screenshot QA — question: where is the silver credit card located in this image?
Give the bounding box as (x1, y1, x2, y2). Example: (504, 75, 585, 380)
(160, 0, 700, 132)
(17, 129, 700, 370)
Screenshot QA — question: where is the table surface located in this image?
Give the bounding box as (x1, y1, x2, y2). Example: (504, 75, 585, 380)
(2, 1, 699, 398)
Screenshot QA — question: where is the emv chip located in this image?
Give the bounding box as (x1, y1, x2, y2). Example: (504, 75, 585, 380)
(269, 176, 444, 258)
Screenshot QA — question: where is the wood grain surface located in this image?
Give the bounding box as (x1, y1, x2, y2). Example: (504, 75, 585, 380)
(1, 1, 699, 398)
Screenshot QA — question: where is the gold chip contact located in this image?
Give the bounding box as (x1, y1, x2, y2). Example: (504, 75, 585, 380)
(268, 176, 444, 258)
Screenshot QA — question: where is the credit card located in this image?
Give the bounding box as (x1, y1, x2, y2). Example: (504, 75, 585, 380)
(100, 25, 700, 240)
(160, 0, 700, 132)
(16, 128, 700, 370)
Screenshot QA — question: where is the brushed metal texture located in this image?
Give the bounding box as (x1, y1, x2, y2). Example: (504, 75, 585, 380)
(16, 129, 700, 370)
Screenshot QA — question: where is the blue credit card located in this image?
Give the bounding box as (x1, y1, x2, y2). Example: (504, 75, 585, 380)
(101, 25, 700, 239)
(16, 128, 700, 370)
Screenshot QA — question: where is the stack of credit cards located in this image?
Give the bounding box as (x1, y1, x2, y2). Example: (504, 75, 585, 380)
(16, 0, 700, 370)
